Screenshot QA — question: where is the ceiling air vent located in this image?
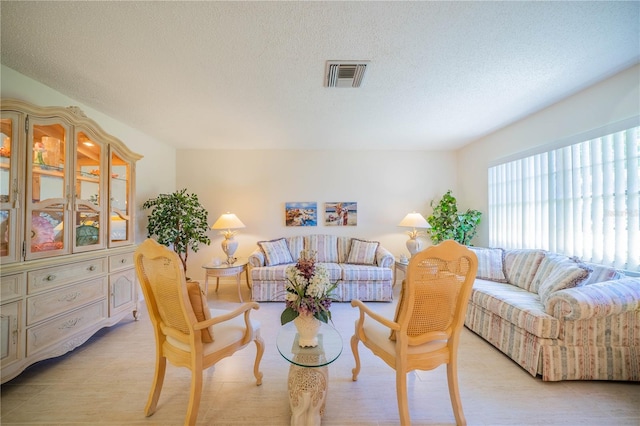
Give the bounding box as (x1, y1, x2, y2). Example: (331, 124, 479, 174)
(325, 61, 369, 88)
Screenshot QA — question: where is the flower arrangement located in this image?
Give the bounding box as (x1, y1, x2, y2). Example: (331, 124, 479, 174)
(280, 249, 338, 325)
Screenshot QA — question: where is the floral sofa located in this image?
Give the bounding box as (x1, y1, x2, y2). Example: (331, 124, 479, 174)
(248, 234, 394, 302)
(465, 247, 640, 381)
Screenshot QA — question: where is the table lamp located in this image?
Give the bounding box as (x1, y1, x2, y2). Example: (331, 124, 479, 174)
(211, 213, 246, 264)
(398, 212, 431, 258)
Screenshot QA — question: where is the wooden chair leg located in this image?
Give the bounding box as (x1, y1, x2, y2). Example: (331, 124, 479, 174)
(447, 360, 466, 426)
(145, 355, 166, 417)
(350, 334, 361, 381)
(185, 369, 203, 426)
(396, 370, 410, 426)
(254, 335, 265, 385)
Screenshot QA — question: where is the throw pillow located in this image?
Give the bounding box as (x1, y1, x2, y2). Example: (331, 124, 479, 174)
(529, 254, 578, 293)
(580, 263, 623, 286)
(258, 238, 294, 266)
(538, 265, 590, 304)
(389, 278, 406, 341)
(186, 281, 214, 343)
(469, 247, 508, 283)
(347, 239, 379, 265)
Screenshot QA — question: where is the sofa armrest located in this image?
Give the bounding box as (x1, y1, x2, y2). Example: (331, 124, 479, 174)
(545, 277, 640, 320)
(248, 247, 265, 268)
(375, 245, 394, 268)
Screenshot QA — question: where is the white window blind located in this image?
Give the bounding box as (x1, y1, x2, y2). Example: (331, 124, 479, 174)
(489, 126, 639, 271)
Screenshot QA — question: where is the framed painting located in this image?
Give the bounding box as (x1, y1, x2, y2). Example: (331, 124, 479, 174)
(285, 202, 317, 227)
(325, 202, 357, 226)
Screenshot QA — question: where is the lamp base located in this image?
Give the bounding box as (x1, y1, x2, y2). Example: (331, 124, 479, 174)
(221, 237, 238, 265)
(406, 237, 422, 258)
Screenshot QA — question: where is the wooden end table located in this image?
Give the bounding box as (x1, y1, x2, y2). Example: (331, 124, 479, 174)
(202, 259, 249, 302)
(394, 258, 409, 287)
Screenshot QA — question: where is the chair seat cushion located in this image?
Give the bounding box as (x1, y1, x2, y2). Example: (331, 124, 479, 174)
(359, 317, 448, 356)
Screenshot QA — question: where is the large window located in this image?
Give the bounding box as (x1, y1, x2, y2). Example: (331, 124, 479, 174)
(488, 124, 639, 271)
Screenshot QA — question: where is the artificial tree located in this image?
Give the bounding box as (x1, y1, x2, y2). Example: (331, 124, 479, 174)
(427, 190, 482, 245)
(142, 188, 211, 276)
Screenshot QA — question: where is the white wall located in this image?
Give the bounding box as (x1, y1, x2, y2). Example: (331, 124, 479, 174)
(1, 65, 177, 241)
(457, 64, 640, 247)
(177, 149, 458, 278)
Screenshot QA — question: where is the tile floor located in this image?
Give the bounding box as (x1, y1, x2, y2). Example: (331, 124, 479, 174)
(1, 279, 638, 425)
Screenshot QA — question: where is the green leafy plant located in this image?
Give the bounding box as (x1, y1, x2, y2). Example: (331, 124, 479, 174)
(427, 190, 482, 245)
(142, 188, 211, 275)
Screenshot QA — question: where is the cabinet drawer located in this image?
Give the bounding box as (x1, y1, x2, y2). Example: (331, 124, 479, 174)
(26, 278, 108, 326)
(1, 273, 25, 301)
(27, 258, 107, 294)
(26, 300, 107, 357)
(109, 252, 134, 272)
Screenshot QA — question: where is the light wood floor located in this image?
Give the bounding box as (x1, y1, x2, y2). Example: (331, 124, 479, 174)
(1, 279, 638, 425)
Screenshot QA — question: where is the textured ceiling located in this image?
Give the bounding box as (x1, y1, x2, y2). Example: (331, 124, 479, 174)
(1, 1, 638, 151)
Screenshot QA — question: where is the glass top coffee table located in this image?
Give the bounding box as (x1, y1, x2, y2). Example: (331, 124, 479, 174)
(276, 321, 343, 425)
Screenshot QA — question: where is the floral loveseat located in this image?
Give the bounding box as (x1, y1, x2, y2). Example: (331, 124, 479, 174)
(248, 234, 394, 302)
(465, 247, 640, 381)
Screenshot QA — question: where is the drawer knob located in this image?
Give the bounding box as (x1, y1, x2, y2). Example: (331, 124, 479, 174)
(46, 274, 56, 281)
(88, 265, 96, 271)
(120, 259, 127, 264)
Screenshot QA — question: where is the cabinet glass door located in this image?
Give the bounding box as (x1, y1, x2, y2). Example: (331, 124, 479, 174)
(26, 119, 70, 259)
(73, 129, 105, 252)
(0, 112, 22, 263)
(109, 148, 132, 246)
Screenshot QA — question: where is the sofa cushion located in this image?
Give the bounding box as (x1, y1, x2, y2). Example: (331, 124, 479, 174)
(251, 262, 342, 282)
(304, 235, 338, 263)
(469, 247, 508, 283)
(258, 238, 294, 266)
(251, 265, 290, 281)
(469, 279, 560, 339)
(186, 281, 214, 342)
(347, 239, 379, 265)
(341, 263, 392, 281)
(538, 264, 590, 305)
(286, 236, 304, 262)
(504, 249, 546, 290)
(337, 236, 352, 264)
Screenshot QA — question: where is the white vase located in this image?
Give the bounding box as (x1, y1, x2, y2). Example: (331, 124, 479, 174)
(293, 313, 321, 347)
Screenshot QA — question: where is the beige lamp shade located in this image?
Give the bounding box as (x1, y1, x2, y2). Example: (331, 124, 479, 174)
(398, 212, 431, 257)
(211, 213, 246, 264)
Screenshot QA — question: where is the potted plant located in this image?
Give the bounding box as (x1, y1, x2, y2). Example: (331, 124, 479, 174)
(427, 190, 482, 245)
(142, 188, 211, 276)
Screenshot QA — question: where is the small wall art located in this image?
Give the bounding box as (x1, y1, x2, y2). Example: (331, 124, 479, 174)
(285, 202, 317, 227)
(325, 202, 357, 226)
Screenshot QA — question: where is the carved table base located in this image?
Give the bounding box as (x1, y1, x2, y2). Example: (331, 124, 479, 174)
(288, 353, 328, 426)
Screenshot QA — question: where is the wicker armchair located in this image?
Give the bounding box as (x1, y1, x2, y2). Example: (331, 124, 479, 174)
(350, 240, 478, 425)
(134, 239, 264, 425)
